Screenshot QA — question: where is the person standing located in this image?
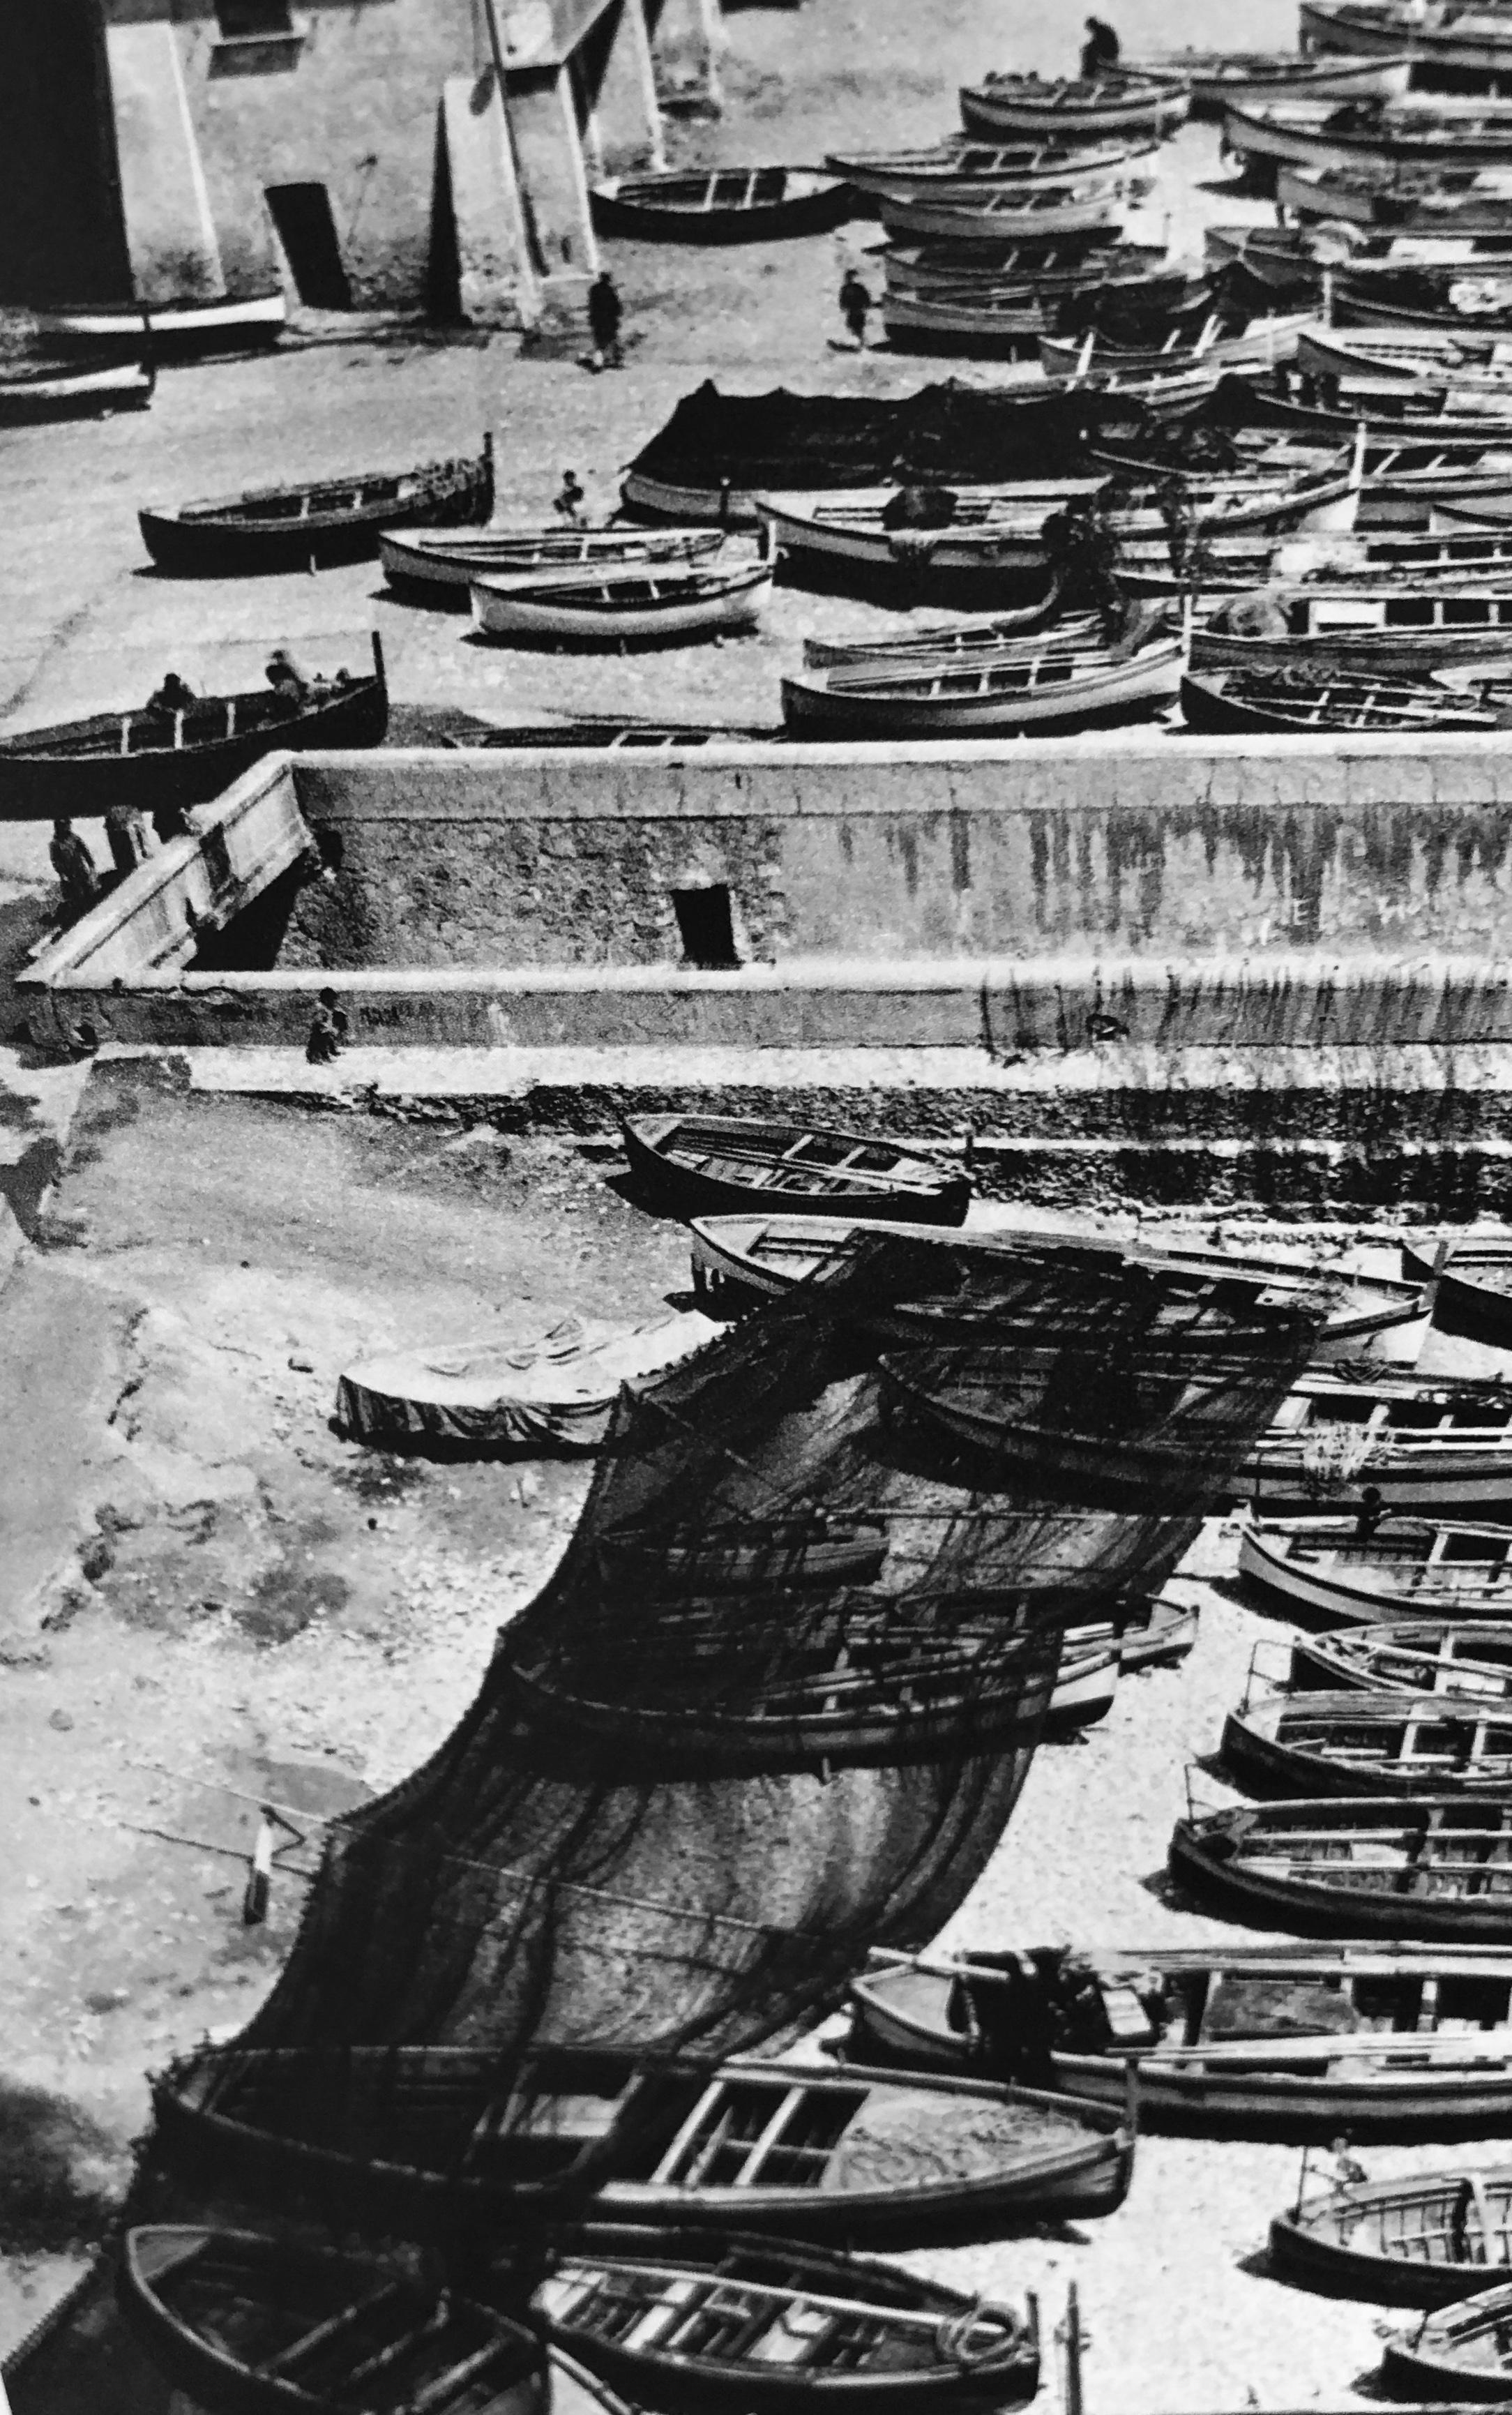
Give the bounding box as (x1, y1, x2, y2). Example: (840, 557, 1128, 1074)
(1080, 15, 1120, 75)
(839, 268, 872, 349)
(305, 986, 349, 1064)
(587, 271, 624, 370)
(104, 802, 151, 881)
(49, 820, 100, 924)
(553, 469, 585, 522)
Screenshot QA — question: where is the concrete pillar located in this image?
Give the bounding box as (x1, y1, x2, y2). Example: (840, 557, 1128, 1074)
(103, 16, 224, 301)
(584, 0, 665, 174)
(504, 65, 598, 287)
(443, 72, 541, 326)
(647, 0, 725, 113)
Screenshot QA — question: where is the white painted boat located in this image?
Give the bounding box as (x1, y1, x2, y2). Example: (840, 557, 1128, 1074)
(1303, 0, 1512, 72)
(1225, 1685, 1512, 1795)
(1192, 586, 1512, 672)
(1278, 160, 1512, 232)
(960, 74, 1191, 141)
(1299, 323, 1512, 382)
(0, 353, 154, 422)
(1238, 1371, 1512, 1512)
(1291, 1618, 1512, 1696)
(33, 289, 285, 356)
(380, 525, 723, 598)
(1227, 100, 1512, 179)
(1135, 48, 1414, 107)
(803, 602, 1095, 667)
(780, 635, 1185, 734)
(1038, 310, 1313, 379)
(879, 236, 1154, 294)
(469, 552, 772, 643)
(877, 186, 1131, 244)
(1241, 1517, 1512, 1625)
(883, 292, 1066, 348)
(826, 137, 1150, 200)
(1050, 1637, 1121, 1729)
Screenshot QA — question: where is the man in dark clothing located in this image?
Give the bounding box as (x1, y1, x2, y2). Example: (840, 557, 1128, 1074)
(49, 820, 100, 923)
(838, 268, 872, 349)
(306, 986, 349, 1065)
(146, 671, 196, 718)
(1080, 15, 1119, 75)
(553, 469, 585, 522)
(587, 272, 623, 370)
(266, 647, 309, 707)
(104, 802, 151, 880)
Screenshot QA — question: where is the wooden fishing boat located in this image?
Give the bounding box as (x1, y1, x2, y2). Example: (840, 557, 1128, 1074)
(1239, 1517, 1512, 1626)
(1227, 100, 1512, 180)
(1299, 323, 1512, 382)
(1278, 160, 1512, 234)
(686, 1216, 1421, 1360)
(1382, 2278, 1512, 2396)
(117, 2225, 545, 2415)
(780, 633, 1185, 735)
(1290, 1619, 1512, 1699)
(0, 635, 386, 822)
(1121, 1595, 1200, 1670)
(380, 525, 723, 601)
(758, 470, 1354, 584)
(879, 234, 1147, 294)
(139, 437, 493, 575)
(876, 185, 1133, 245)
(592, 168, 854, 241)
(1192, 586, 1512, 675)
(594, 1514, 890, 1593)
(1170, 1795, 1512, 1939)
(469, 553, 771, 643)
(960, 74, 1191, 141)
(36, 289, 285, 357)
(1303, 0, 1512, 74)
(534, 2227, 1039, 2411)
(334, 1310, 714, 1454)
(0, 349, 154, 423)
(1135, 48, 1413, 110)
(1181, 663, 1508, 732)
(1223, 1687, 1512, 1796)
(1270, 2162, 1512, 2301)
(825, 139, 1150, 201)
(1236, 1369, 1512, 1512)
(1338, 284, 1512, 339)
(621, 1113, 971, 1224)
(849, 1943, 1512, 2135)
(153, 2045, 1138, 2243)
(1403, 1235, 1512, 1342)
(1049, 1634, 1121, 1731)
(881, 292, 1090, 352)
(1038, 313, 1313, 379)
(802, 596, 1087, 667)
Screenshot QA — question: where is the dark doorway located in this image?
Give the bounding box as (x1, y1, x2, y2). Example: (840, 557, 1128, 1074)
(673, 885, 740, 969)
(0, 0, 130, 303)
(266, 183, 351, 309)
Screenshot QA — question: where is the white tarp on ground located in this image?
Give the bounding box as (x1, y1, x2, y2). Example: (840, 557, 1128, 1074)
(335, 1308, 718, 1453)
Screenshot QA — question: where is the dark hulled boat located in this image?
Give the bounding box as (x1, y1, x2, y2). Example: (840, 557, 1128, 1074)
(534, 2227, 1039, 2410)
(0, 638, 386, 822)
(1238, 1517, 1512, 1627)
(849, 1943, 1512, 2135)
(1271, 2163, 1512, 2302)
(591, 167, 855, 240)
(1222, 1688, 1512, 1796)
(140, 437, 494, 575)
(1403, 1235, 1512, 1346)
(1171, 1796, 1512, 1939)
(118, 2226, 545, 2415)
(1382, 2280, 1512, 2398)
(1181, 663, 1508, 734)
(621, 1115, 972, 1224)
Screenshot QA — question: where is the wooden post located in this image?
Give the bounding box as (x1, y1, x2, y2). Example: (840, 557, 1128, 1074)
(1061, 2282, 1084, 2415)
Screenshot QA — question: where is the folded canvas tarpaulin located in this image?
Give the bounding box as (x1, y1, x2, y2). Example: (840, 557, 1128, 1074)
(335, 1310, 718, 1454)
(623, 377, 1112, 502)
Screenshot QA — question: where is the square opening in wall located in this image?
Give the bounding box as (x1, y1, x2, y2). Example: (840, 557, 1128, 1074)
(266, 183, 352, 308)
(672, 885, 740, 969)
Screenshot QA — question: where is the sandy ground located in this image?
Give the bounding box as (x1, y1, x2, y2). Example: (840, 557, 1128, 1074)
(2, 1073, 1511, 2414)
(0, 0, 1488, 2404)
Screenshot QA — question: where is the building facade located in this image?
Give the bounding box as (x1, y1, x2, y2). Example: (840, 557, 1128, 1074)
(0, 0, 720, 323)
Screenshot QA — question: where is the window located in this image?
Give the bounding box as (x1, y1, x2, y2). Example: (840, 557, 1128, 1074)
(216, 0, 294, 33)
(672, 885, 739, 970)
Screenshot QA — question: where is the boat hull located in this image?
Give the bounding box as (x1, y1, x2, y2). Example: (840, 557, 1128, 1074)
(36, 290, 285, 358)
(591, 171, 856, 241)
(1171, 1800, 1512, 1941)
(1221, 1689, 1512, 1797)
(469, 564, 771, 643)
(1303, 0, 1512, 73)
(1271, 2170, 1512, 2303)
(380, 527, 721, 599)
(0, 670, 386, 821)
(780, 644, 1185, 735)
(1235, 1518, 1512, 1626)
(960, 84, 1190, 140)
(139, 450, 492, 575)
(0, 355, 154, 423)
(621, 1116, 970, 1225)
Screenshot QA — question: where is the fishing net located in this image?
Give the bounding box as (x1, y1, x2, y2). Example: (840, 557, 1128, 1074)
(141, 1232, 1333, 2235)
(624, 379, 1108, 495)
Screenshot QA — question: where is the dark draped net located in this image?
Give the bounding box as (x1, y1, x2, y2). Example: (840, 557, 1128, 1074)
(154, 1234, 1333, 2220)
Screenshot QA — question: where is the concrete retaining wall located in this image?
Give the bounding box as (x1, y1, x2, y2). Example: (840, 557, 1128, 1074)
(279, 737, 1512, 971)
